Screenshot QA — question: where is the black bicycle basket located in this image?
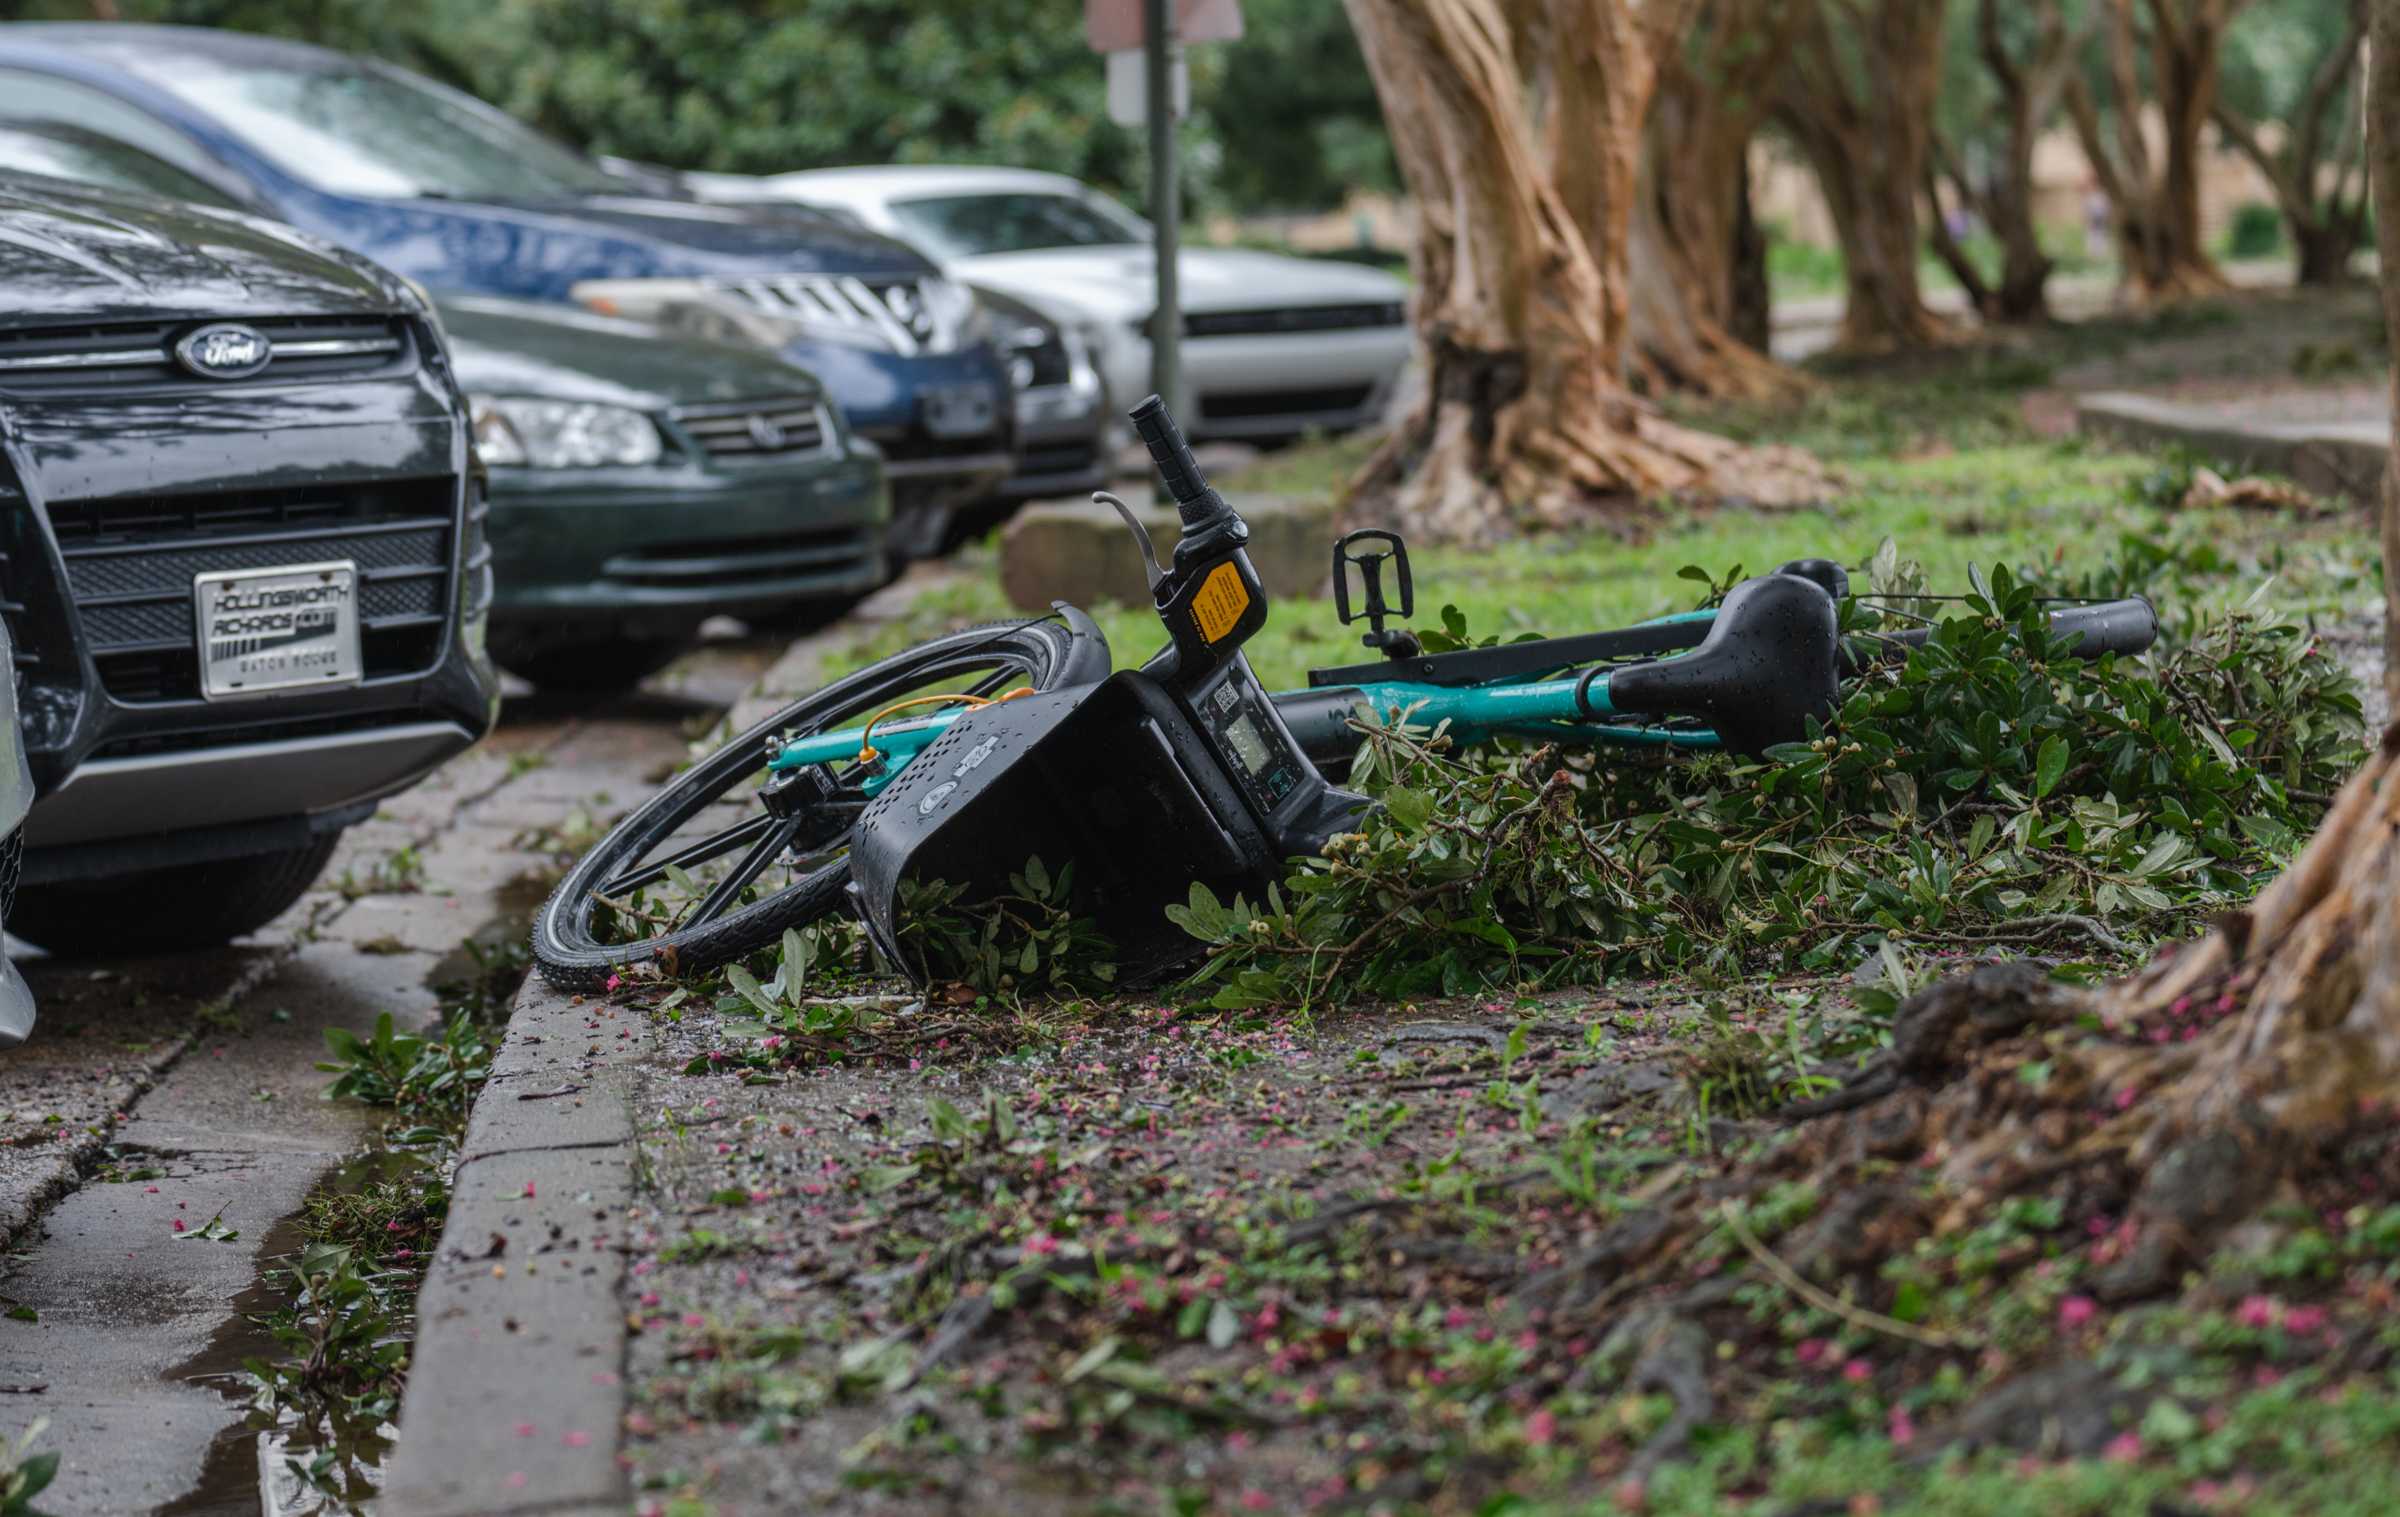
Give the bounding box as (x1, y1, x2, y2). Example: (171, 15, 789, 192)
(849, 670, 1289, 987)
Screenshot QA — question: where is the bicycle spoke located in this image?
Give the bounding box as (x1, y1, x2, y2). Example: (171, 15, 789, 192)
(686, 815, 806, 926)
(602, 814, 773, 898)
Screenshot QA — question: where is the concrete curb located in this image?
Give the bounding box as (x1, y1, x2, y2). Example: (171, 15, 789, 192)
(2074, 391, 2387, 503)
(385, 570, 951, 1515)
(380, 978, 639, 1517)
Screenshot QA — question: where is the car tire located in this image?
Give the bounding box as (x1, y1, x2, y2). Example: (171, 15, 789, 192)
(490, 635, 689, 694)
(10, 832, 342, 958)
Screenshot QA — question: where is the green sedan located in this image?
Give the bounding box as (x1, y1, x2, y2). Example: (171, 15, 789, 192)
(444, 296, 890, 691)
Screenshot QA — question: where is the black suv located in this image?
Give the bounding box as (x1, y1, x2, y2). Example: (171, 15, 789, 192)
(0, 173, 496, 954)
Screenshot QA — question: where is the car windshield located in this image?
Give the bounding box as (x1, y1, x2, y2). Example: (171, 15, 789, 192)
(121, 56, 622, 200)
(0, 124, 246, 210)
(887, 191, 1149, 258)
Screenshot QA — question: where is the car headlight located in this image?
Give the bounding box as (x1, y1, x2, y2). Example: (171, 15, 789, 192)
(469, 395, 664, 470)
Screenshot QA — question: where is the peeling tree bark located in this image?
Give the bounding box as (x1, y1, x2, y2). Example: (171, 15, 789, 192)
(2214, 0, 2370, 286)
(1774, 0, 1953, 352)
(2067, 0, 2252, 304)
(1341, 0, 1822, 542)
(1625, 0, 1807, 399)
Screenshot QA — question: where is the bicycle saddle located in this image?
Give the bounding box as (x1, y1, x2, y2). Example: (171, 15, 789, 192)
(1598, 571, 1839, 755)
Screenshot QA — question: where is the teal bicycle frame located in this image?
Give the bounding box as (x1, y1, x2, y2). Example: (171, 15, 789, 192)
(763, 647, 1719, 798)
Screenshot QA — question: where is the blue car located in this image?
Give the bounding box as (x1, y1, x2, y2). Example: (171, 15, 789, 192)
(0, 23, 1017, 557)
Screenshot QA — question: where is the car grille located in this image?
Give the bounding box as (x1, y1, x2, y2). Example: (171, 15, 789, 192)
(1199, 383, 1376, 421)
(1183, 303, 1406, 339)
(671, 398, 833, 462)
(0, 314, 414, 394)
(716, 275, 971, 355)
(47, 477, 455, 704)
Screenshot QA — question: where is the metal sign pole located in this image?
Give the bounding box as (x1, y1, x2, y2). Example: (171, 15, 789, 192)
(1144, 0, 1181, 438)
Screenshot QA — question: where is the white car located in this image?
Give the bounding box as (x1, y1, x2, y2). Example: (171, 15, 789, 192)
(687, 165, 1412, 443)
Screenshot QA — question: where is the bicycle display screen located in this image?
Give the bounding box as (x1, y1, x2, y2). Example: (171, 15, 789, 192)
(1222, 712, 1272, 775)
(1194, 662, 1308, 819)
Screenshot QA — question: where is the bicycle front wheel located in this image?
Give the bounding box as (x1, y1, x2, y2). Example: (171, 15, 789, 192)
(531, 615, 1109, 992)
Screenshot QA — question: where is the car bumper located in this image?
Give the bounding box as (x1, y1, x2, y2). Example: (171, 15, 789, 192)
(25, 718, 481, 852)
(486, 450, 889, 625)
(1096, 326, 1410, 440)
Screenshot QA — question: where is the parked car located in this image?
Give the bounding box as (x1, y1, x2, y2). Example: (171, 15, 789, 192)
(0, 171, 497, 955)
(690, 165, 1412, 443)
(0, 23, 1018, 559)
(0, 118, 896, 691)
(446, 298, 890, 687)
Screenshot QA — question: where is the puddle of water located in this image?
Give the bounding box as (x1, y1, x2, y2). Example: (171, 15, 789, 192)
(158, 1151, 430, 1516)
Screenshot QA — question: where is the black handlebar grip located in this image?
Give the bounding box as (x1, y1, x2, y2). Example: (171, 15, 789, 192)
(2042, 597, 2158, 658)
(1129, 394, 1227, 527)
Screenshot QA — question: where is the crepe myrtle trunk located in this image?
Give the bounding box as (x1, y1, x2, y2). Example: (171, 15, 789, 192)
(1624, 0, 1804, 398)
(1776, 0, 1952, 351)
(1339, 0, 1819, 541)
(2068, 0, 2245, 304)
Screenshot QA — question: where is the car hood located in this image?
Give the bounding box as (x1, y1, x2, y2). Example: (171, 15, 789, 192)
(0, 172, 412, 324)
(454, 193, 935, 279)
(436, 295, 825, 412)
(949, 245, 1406, 323)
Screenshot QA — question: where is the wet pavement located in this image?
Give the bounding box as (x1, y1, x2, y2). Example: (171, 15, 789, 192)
(0, 636, 783, 1516)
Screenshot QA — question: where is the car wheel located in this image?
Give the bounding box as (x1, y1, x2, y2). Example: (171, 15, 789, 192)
(490, 634, 689, 694)
(11, 833, 341, 957)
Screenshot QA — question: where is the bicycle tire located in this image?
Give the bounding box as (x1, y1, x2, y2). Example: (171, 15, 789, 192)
(532, 616, 1109, 992)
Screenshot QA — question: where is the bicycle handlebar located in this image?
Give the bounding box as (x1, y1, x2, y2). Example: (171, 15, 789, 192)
(1128, 393, 1226, 529)
(1853, 596, 2157, 666)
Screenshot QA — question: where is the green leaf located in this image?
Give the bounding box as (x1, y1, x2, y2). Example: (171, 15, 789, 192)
(859, 1163, 920, 1194)
(724, 964, 781, 1019)
(2034, 733, 2069, 798)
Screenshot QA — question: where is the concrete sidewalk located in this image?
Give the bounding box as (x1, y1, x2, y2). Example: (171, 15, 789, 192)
(2074, 388, 2388, 503)
(382, 576, 942, 1517)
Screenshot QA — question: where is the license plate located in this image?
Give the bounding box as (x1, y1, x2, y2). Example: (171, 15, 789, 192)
(922, 382, 998, 439)
(193, 560, 363, 701)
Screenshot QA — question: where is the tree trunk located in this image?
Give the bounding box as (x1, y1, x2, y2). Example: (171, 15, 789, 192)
(1775, 0, 1952, 352)
(2215, 0, 2370, 288)
(1625, 0, 1806, 400)
(1341, 0, 1820, 542)
(2068, 0, 2246, 305)
(1946, 0, 2078, 324)
(2295, 216, 2367, 284)
(1728, 164, 1772, 352)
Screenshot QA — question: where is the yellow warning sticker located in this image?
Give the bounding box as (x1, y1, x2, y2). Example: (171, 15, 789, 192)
(1190, 561, 1251, 643)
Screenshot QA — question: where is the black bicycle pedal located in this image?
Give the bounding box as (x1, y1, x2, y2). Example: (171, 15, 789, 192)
(1333, 529, 1420, 659)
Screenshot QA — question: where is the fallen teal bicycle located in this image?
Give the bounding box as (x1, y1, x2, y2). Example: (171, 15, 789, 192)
(532, 398, 2157, 991)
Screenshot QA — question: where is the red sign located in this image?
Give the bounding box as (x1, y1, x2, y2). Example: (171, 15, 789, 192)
(1085, 0, 1244, 52)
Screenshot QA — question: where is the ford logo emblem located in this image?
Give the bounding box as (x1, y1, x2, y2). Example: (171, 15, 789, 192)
(173, 323, 273, 381)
